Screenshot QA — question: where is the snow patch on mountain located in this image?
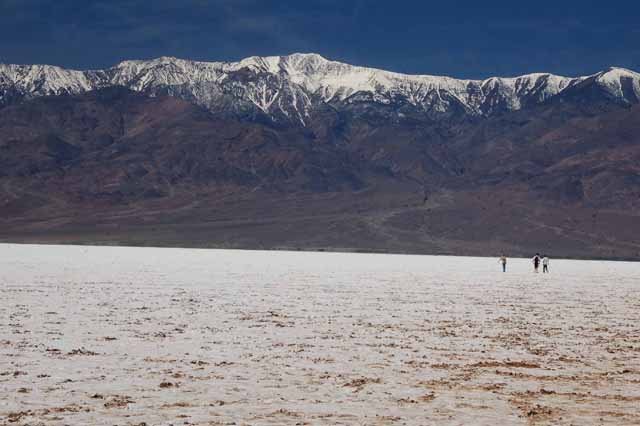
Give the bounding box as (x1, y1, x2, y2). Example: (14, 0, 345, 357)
(1, 54, 639, 124)
(0, 64, 94, 95)
(594, 67, 640, 100)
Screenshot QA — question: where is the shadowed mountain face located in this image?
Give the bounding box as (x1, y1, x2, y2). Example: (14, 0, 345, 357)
(0, 84, 639, 259)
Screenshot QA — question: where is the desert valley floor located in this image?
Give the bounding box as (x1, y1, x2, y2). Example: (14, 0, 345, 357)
(1, 244, 639, 425)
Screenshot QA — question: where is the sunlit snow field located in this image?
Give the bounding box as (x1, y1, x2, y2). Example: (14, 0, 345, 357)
(1, 244, 639, 425)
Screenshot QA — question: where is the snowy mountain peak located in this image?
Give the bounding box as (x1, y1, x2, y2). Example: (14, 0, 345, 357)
(1, 54, 639, 124)
(0, 63, 93, 94)
(596, 67, 639, 82)
(588, 67, 640, 102)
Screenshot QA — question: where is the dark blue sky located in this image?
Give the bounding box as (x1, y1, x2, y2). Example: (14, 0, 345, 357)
(1, 0, 638, 78)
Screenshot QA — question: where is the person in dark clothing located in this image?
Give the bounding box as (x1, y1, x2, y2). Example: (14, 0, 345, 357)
(532, 253, 541, 273)
(499, 255, 507, 272)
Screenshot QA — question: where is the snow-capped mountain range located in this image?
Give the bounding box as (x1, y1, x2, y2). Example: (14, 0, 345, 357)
(1, 53, 639, 125)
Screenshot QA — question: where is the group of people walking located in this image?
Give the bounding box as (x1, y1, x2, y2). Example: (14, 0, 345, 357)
(499, 253, 549, 273)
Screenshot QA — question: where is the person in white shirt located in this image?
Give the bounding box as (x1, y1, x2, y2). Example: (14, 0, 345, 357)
(542, 255, 550, 273)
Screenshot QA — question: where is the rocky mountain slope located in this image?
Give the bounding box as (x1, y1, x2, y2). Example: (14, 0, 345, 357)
(0, 55, 639, 259)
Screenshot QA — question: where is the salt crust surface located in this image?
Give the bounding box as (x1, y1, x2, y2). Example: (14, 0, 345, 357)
(1, 244, 639, 425)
